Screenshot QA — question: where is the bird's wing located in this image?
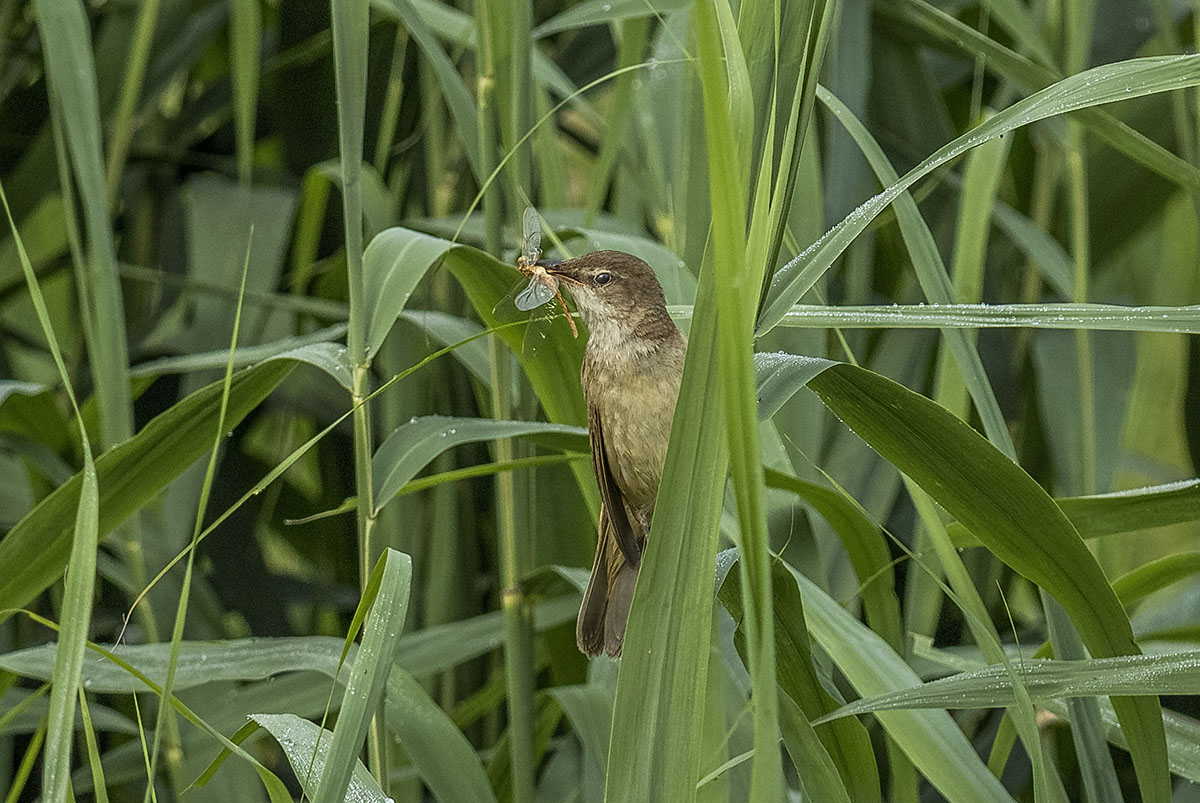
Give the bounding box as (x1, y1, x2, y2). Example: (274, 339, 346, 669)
(588, 404, 642, 569)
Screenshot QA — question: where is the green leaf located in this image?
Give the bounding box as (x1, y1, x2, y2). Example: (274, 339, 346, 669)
(947, 478, 1200, 547)
(1113, 553, 1200, 608)
(760, 55, 1200, 332)
(363, 228, 461, 357)
(385, 668, 499, 803)
(129, 326, 350, 386)
(314, 549, 412, 803)
(372, 415, 587, 514)
(32, 0, 132, 448)
(818, 650, 1200, 721)
(773, 302, 1200, 333)
(784, 559, 1015, 801)
(817, 87, 1011, 452)
(720, 561, 867, 803)
(548, 683, 613, 772)
(532, 0, 690, 38)
(807, 362, 1169, 802)
(249, 714, 388, 802)
(0, 688, 134, 737)
(4, 154, 102, 803)
(694, 0, 782, 797)
(42, 464, 98, 803)
(228, 0, 261, 181)
(1057, 479, 1200, 540)
(762, 469, 902, 651)
(755, 352, 835, 422)
(0, 597, 580, 691)
(0, 359, 296, 620)
(882, 0, 1200, 191)
(371, 0, 482, 182)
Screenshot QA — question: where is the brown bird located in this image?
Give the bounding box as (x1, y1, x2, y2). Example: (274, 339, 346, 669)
(537, 250, 687, 657)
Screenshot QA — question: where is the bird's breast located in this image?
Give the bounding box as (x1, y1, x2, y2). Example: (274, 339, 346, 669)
(583, 341, 684, 513)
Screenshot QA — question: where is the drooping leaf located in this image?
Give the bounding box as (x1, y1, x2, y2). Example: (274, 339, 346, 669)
(0, 360, 296, 619)
(807, 362, 1169, 801)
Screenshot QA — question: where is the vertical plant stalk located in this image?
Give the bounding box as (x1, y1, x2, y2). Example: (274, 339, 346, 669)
(1064, 0, 1096, 499)
(476, 6, 535, 800)
(503, 0, 532, 199)
(374, 26, 409, 175)
(4, 177, 101, 803)
(229, 0, 262, 185)
(34, 0, 133, 447)
(694, 0, 782, 798)
(1066, 136, 1096, 496)
(756, 0, 836, 314)
(104, 0, 161, 206)
(140, 239, 251, 803)
(330, 0, 386, 785)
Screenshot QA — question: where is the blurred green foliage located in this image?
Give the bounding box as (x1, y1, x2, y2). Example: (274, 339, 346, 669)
(2, 0, 1200, 800)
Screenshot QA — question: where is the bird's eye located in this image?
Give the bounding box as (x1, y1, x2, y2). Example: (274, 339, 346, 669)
(594, 272, 613, 286)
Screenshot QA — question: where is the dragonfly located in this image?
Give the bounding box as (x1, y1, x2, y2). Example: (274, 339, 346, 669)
(505, 206, 578, 340)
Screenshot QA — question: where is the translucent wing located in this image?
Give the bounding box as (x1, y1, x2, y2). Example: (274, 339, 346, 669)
(514, 275, 557, 311)
(520, 206, 542, 265)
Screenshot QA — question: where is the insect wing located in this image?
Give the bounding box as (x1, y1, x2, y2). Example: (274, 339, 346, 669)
(514, 276, 557, 311)
(520, 206, 542, 264)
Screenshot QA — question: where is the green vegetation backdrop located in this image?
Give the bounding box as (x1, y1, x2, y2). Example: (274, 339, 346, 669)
(2, 0, 1200, 800)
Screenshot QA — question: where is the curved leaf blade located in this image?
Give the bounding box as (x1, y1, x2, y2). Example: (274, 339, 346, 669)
(0, 360, 296, 620)
(760, 55, 1200, 332)
(250, 714, 388, 802)
(372, 415, 587, 513)
(807, 362, 1169, 802)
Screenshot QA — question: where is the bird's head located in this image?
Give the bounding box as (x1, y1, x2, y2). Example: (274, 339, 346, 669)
(536, 251, 672, 345)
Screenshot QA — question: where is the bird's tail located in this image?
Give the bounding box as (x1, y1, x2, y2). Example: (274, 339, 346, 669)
(576, 521, 609, 658)
(576, 508, 638, 658)
(602, 561, 636, 657)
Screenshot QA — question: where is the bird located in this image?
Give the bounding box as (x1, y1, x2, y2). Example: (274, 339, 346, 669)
(536, 250, 687, 657)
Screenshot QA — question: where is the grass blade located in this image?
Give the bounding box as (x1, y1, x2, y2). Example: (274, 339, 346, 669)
(32, 0, 132, 448)
(313, 549, 413, 803)
(808, 362, 1169, 802)
(760, 54, 1200, 332)
(4, 175, 100, 803)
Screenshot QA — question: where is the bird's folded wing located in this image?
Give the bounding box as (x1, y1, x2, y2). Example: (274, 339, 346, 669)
(588, 404, 641, 568)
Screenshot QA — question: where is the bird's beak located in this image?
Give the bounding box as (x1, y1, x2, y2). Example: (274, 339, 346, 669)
(538, 259, 584, 285)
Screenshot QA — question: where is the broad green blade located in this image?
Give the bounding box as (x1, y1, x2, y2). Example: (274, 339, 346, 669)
(372, 416, 586, 512)
(818, 650, 1200, 720)
(312, 549, 411, 803)
(694, 0, 782, 797)
(0, 607, 580, 692)
(786, 560, 1014, 802)
(385, 668, 499, 803)
(760, 55, 1200, 332)
(807, 362, 1169, 802)
(5, 172, 102, 803)
(0, 360, 296, 619)
(32, 0, 132, 448)
(249, 714, 388, 802)
(773, 302, 1200, 332)
(720, 562, 868, 803)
